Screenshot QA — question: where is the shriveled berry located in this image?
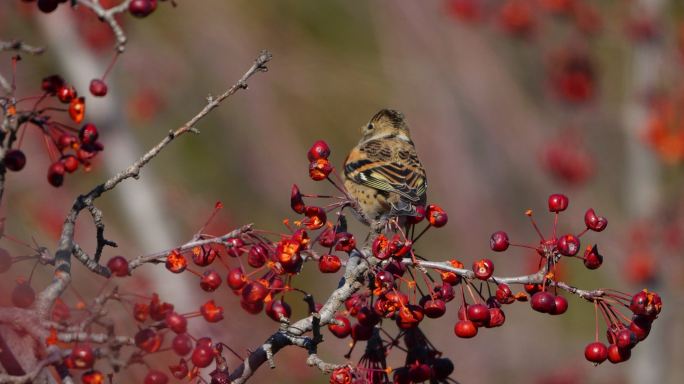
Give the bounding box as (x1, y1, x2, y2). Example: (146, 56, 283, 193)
(584, 208, 608, 232)
(495, 283, 514, 304)
(309, 158, 332, 181)
(334, 232, 356, 253)
(41, 74, 64, 94)
(304, 206, 327, 230)
(135, 328, 163, 353)
(200, 300, 224, 322)
(165, 250, 187, 273)
(583, 245, 603, 269)
(485, 307, 506, 328)
(168, 359, 189, 379)
(290, 184, 305, 214)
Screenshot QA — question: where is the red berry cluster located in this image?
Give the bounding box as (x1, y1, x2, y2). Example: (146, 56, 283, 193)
(2, 74, 104, 186)
(488, 193, 662, 364)
(446, 0, 601, 38)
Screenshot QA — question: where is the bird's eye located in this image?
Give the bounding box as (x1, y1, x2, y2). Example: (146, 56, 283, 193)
(367, 123, 374, 130)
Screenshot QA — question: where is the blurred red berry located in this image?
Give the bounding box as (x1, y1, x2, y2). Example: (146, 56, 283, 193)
(583, 245, 603, 269)
(129, 0, 157, 18)
(106, 256, 129, 277)
(70, 344, 95, 369)
(143, 369, 168, 384)
(89, 79, 108, 97)
(11, 281, 35, 308)
(3, 149, 26, 172)
(47, 162, 66, 187)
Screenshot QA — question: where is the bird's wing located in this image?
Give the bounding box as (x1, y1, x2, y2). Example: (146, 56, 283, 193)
(344, 139, 427, 203)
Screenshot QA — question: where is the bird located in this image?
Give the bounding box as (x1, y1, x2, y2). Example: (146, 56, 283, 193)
(343, 109, 427, 226)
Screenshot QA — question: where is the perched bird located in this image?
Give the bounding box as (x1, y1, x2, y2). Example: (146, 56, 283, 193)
(344, 109, 427, 225)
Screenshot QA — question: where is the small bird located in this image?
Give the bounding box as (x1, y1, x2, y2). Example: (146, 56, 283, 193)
(343, 109, 427, 225)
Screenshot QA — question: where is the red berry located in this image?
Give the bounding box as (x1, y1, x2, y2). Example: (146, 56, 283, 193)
(192, 247, 217, 266)
(485, 307, 506, 328)
(584, 341, 608, 364)
(172, 333, 193, 356)
(607, 344, 631, 364)
(200, 300, 224, 322)
(129, 0, 157, 18)
(303, 206, 327, 230)
(89, 79, 107, 97)
(550, 295, 568, 315)
(144, 369, 168, 384)
(357, 306, 380, 327)
(328, 315, 351, 338)
(406, 204, 426, 225)
(489, 230, 510, 251)
(81, 370, 105, 384)
(495, 283, 514, 304)
(454, 320, 478, 338)
(265, 299, 292, 322)
(371, 234, 390, 260)
(199, 269, 222, 292)
(165, 312, 187, 334)
(615, 329, 636, 349)
(135, 328, 163, 353)
(3, 149, 26, 172)
(247, 244, 268, 268)
(584, 208, 608, 232)
(334, 232, 356, 253)
(309, 158, 333, 181)
(290, 184, 305, 214)
(531, 291, 556, 313)
(408, 362, 432, 382)
(432, 358, 455, 380)
(472, 258, 494, 280)
(68, 97, 86, 123)
(71, 344, 95, 369)
(548, 193, 569, 212)
(427, 204, 448, 227)
(11, 282, 35, 308)
(557, 234, 580, 256)
(57, 85, 76, 103)
(524, 283, 542, 294)
(583, 245, 603, 269)
(41, 74, 64, 94)
(165, 250, 187, 273)
(226, 268, 247, 290)
(79, 123, 99, 145)
(168, 359, 189, 379)
(307, 140, 331, 161)
(629, 289, 662, 317)
(47, 162, 66, 187)
(37, 0, 59, 13)
(318, 254, 342, 273)
(241, 281, 269, 304)
(395, 305, 424, 329)
(225, 237, 244, 257)
(422, 299, 446, 318)
(467, 303, 490, 325)
(629, 316, 652, 341)
(60, 155, 79, 173)
(106, 256, 129, 277)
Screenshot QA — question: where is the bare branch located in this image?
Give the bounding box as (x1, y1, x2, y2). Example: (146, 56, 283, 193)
(0, 40, 45, 55)
(34, 50, 272, 318)
(0, 346, 64, 384)
(74, 0, 133, 52)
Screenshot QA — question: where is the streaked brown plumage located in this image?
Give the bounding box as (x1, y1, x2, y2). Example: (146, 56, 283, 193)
(343, 109, 427, 225)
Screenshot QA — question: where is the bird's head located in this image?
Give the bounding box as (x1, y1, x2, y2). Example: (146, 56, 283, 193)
(360, 108, 411, 143)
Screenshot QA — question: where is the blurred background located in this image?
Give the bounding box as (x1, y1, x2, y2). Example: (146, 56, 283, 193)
(1, 0, 683, 383)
